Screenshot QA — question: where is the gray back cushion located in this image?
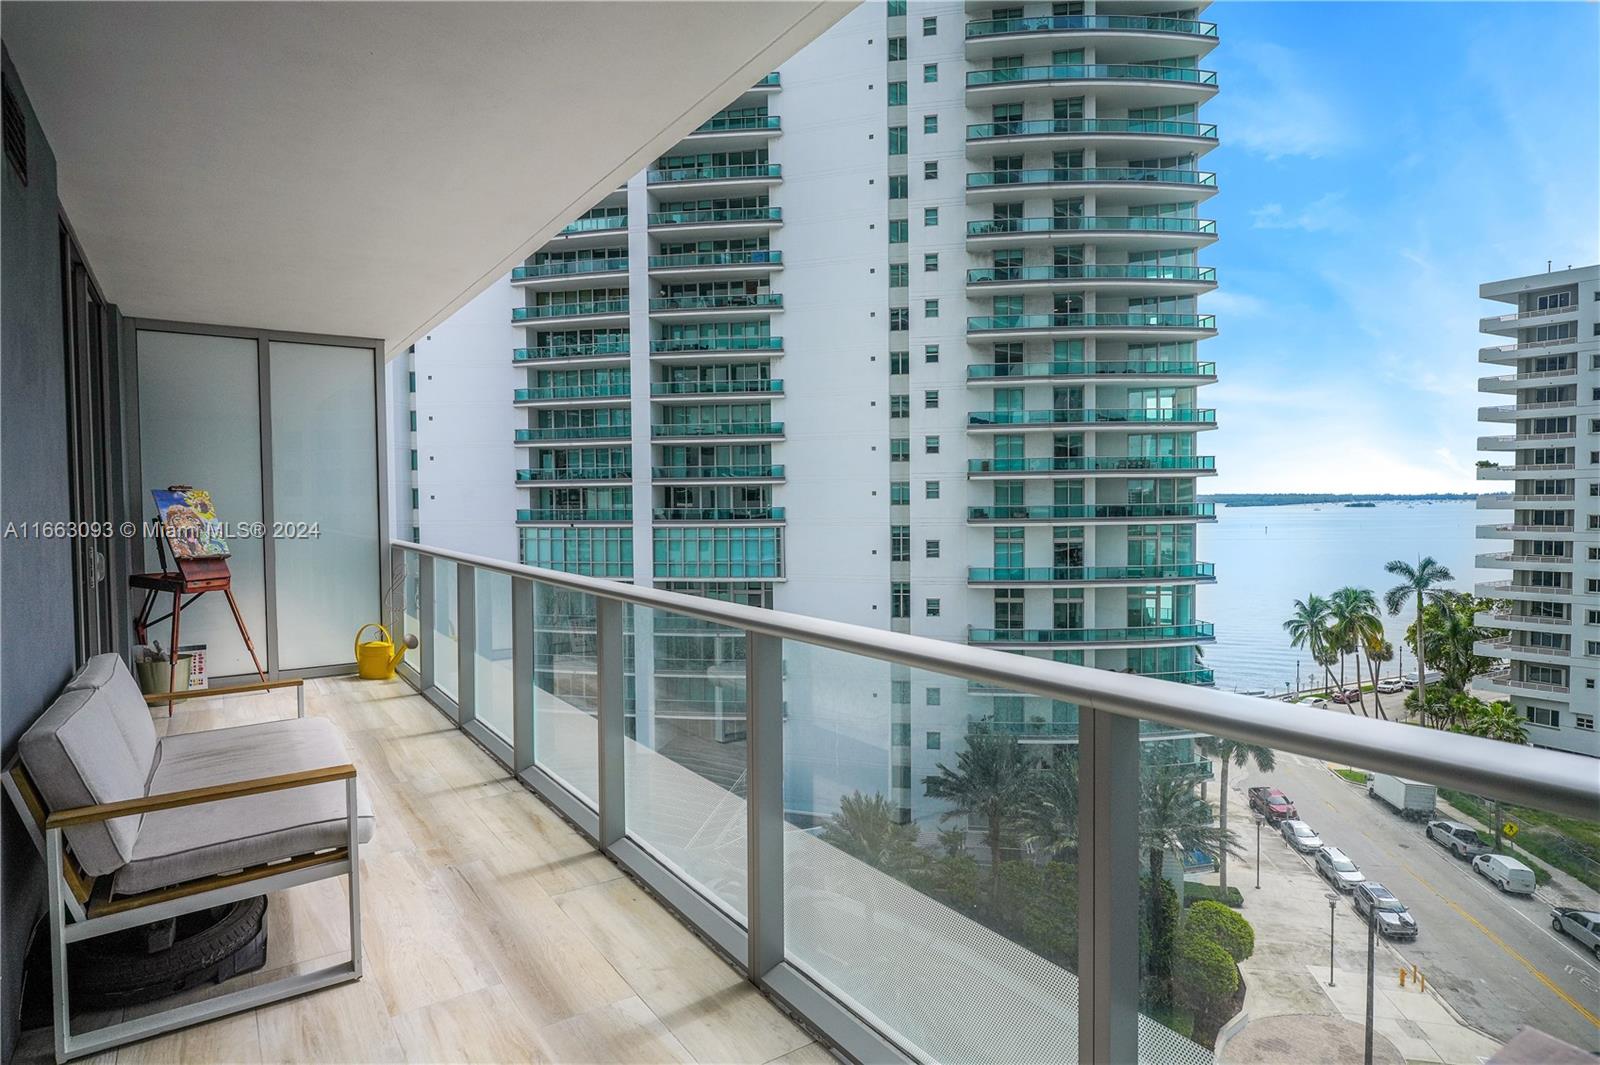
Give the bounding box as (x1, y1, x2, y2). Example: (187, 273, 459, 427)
(66, 653, 159, 775)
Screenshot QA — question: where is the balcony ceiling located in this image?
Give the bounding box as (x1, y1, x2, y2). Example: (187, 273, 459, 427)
(1, 1, 851, 356)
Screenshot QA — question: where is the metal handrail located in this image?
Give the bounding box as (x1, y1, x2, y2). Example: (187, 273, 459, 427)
(396, 542, 1599, 819)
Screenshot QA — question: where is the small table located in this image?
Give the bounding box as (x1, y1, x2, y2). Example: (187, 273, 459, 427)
(132, 557, 266, 712)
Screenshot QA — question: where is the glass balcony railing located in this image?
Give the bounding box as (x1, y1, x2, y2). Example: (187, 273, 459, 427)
(965, 13, 1218, 39)
(651, 378, 782, 396)
(516, 508, 632, 522)
(512, 258, 628, 280)
(967, 502, 1217, 520)
(968, 215, 1216, 237)
(967, 118, 1217, 141)
(648, 250, 782, 270)
(652, 506, 786, 521)
(755, 72, 781, 87)
(966, 63, 1218, 88)
(647, 207, 783, 226)
(692, 114, 782, 133)
(653, 561, 782, 579)
(651, 421, 784, 438)
(513, 339, 631, 361)
(557, 215, 628, 234)
(968, 313, 1216, 331)
(1142, 667, 1216, 685)
(647, 163, 783, 184)
(650, 336, 783, 354)
(515, 467, 631, 481)
(513, 300, 628, 320)
(967, 360, 1216, 379)
(968, 455, 1217, 474)
(649, 293, 784, 312)
(968, 167, 1217, 190)
(967, 264, 1215, 284)
(652, 464, 784, 479)
(515, 425, 630, 442)
(967, 563, 1215, 582)
(968, 408, 1217, 427)
(968, 622, 1216, 644)
(514, 383, 630, 402)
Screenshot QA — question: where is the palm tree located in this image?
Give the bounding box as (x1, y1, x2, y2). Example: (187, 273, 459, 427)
(1195, 737, 1274, 894)
(1384, 557, 1454, 719)
(819, 791, 925, 880)
(1453, 698, 1528, 853)
(1140, 761, 1239, 985)
(1329, 587, 1384, 716)
(1018, 753, 1079, 861)
(923, 728, 1030, 901)
(1366, 638, 1395, 720)
(1418, 592, 1499, 694)
(1283, 594, 1339, 696)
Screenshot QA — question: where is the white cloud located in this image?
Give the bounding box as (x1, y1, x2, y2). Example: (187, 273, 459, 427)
(1209, 42, 1354, 160)
(1250, 192, 1352, 232)
(1204, 288, 1268, 318)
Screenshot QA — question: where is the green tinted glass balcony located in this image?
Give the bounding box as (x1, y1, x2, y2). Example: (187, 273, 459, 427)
(967, 167, 1216, 190)
(514, 383, 630, 402)
(968, 623, 1215, 644)
(967, 265, 1215, 284)
(648, 207, 783, 226)
(693, 114, 782, 133)
(647, 163, 783, 184)
(652, 421, 784, 438)
(649, 293, 784, 312)
(558, 215, 628, 234)
(968, 455, 1216, 474)
(652, 464, 784, 479)
(650, 336, 783, 354)
(755, 72, 781, 87)
(517, 508, 632, 522)
(967, 118, 1217, 141)
(515, 425, 630, 442)
(967, 313, 1216, 331)
(516, 467, 631, 482)
(513, 300, 628, 320)
(967, 360, 1216, 380)
(653, 561, 783, 579)
(968, 408, 1216, 427)
(652, 506, 786, 521)
(967, 215, 1216, 238)
(513, 338, 630, 361)
(1141, 668, 1216, 685)
(512, 259, 628, 280)
(966, 64, 1217, 88)
(968, 563, 1214, 582)
(967, 502, 1216, 521)
(651, 379, 783, 396)
(965, 14, 1217, 39)
(648, 250, 783, 269)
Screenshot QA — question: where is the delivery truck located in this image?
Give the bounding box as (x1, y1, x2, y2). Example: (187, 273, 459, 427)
(1368, 773, 1437, 820)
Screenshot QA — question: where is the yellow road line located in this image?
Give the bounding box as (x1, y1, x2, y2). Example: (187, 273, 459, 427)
(1403, 860, 1600, 1030)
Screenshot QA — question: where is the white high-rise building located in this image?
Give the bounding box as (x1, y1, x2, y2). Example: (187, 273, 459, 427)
(404, 0, 1223, 820)
(1475, 264, 1600, 758)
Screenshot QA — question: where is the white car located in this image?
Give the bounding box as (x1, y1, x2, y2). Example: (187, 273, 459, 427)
(1280, 819, 1322, 853)
(1375, 679, 1404, 695)
(1315, 846, 1367, 892)
(1473, 853, 1536, 895)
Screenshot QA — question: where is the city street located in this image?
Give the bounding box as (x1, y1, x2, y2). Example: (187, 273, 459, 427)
(1230, 752, 1600, 1053)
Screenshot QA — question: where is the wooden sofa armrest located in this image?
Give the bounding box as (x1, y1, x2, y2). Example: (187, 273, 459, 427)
(141, 677, 303, 707)
(45, 763, 356, 829)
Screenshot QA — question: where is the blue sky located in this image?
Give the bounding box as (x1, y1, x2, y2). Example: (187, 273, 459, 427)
(1202, 1, 1599, 493)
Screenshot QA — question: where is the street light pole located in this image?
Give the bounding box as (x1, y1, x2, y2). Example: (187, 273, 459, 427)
(1326, 892, 1339, 986)
(1254, 815, 1263, 889)
(1364, 903, 1377, 1065)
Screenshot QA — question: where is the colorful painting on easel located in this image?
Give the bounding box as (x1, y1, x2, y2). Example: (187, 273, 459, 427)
(151, 487, 231, 559)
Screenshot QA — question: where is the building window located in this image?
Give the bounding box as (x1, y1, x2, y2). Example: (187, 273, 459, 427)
(891, 581, 910, 618)
(408, 371, 416, 393)
(925, 480, 940, 499)
(888, 80, 907, 106)
(924, 299, 939, 319)
(888, 36, 906, 61)
(889, 219, 909, 243)
(1577, 714, 1595, 731)
(410, 526, 420, 543)
(1526, 706, 1561, 728)
(889, 350, 910, 374)
(410, 488, 419, 509)
(890, 393, 909, 417)
(891, 524, 910, 561)
(922, 15, 937, 35)
(925, 344, 940, 362)
(892, 723, 911, 747)
(890, 307, 910, 329)
(924, 207, 939, 226)
(926, 687, 942, 705)
(926, 539, 941, 558)
(924, 253, 939, 272)
(410, 449, 418, 471)
(926, 598, 941, 617)
(890, 481, 910, 505)
(925, 389, 940, 408)
(888, 126, 908, 155)
(925, 435, 940, 453)
(889, 174, 909, 199)
(923, 114, 938, 135)
(923, 63, 938, 83)
(927, 731, 942, 750)
(887, 0, 906, 15)
(890, 262, 909, 287)
(892, 678, 910, 703)
(890, 438, 910, 462)
(924, 161, 939, 180)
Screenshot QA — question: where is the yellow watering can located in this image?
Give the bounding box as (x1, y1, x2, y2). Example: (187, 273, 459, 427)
(354, 623, 416, 681)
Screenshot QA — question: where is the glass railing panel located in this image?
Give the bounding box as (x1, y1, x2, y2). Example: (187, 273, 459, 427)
(964, 13, 1217, 38)
(648, 250, 783, 269)
(532, 583, 604, 807)
(966, 265, 1216, 284)
(967, 119, 1218, 140)
(625, 605, 750, 919)
(967, 216, 1217, 237)
(401, 548, 420, 673)
(472, 568, 514, 742)
(433, 559, 458, 700)
(512, 259, 629, 280)
(966, 168, 1217, 189)
(650, 336, 784, 354)
(966, 64, 1218, 88)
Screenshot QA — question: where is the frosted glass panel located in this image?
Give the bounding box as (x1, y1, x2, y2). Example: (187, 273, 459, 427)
(137, 331, 267, 678)
(269, 342, 380, 670)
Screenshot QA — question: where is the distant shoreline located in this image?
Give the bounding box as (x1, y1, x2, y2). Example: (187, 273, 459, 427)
(1203, 492, 1477, 508)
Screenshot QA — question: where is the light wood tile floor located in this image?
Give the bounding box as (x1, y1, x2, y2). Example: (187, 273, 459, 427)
(15, 677, 829, 1065)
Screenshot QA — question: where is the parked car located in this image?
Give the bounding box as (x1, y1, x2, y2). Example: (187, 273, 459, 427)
(1549, 909, 1600, 959)
(1368, 773, 1438, 820)
(1330, 688, 1363, 705)
(1280, 819, 1322, 853)
(1315, 846, 1367, 892)
(1428, 820, 1491, 859)
(1473, 853, 1537, 895)
(1248, 786, 1297, 823)
(1376, 678, 1405, 695)
(1353, 883, 1419, 939)
(1302, 697, 1329, 709)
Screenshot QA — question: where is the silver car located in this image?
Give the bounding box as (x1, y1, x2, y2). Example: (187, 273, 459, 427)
(1280, 819, 1322, 853)
(1354, 882, 1418, 940)
(1550, 909, 1600, 960)
(1428, 819, 1490, 859)
(1315, 846, 1366, 892)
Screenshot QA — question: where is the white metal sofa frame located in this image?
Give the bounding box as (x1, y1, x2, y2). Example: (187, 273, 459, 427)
(3, 675, 365, 1063)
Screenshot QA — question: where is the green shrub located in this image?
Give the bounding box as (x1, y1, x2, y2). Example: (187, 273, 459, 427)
(1172, 928, 1239, 1016)
(1185, 900, 1255, 962)
(1183, 882, 1244, 908)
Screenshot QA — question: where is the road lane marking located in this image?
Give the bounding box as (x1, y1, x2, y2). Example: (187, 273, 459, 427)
(1403, 859, 1600, 1031)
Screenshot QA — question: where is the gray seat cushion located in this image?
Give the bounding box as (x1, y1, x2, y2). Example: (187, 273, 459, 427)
(65, 653, 159, 776)
(114, 716, 374, 895)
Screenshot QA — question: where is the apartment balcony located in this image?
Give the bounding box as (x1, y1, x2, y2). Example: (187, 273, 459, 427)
(648, 250, 783, 280)
(1479, 336, 1581, 364)
(966, 408, 1218, 431)
(967, 455, 1217, 478)
(1476, 522, 1576, 538)
(651, 378, 783, 400)
(965, 117, 1218, 158)
(683, 113, 782, 149)
(514, 383, 631, 407)
(1478, 403, 1520, 423)
(966, 167, 1218, 207)
(516, 466, 632, 485)
(965, 264, 1216, 296)
(543, 214, 630, 248)
(1479, 304, 1580, 336)
(963, 14, 1218, 63)
(1477, 579, 1573, 601)
(966, 215, 1217, 249)
(967, 563, 1216, 586)
(652, 464, 785, 483)
(513, 338, 632, 366)
(512, 300, 629, 328)
(751, 71, 781, 91)
(516, 507, 633, 524)
(511, 257, 629, 287)
(1478, 365, 1579, 393)
(1480, 672, 1571, 696)
(966, 312, 1217, 341)
(967, 359, 1217, 384)
(1476, 551, 1575, 570)
(967, 502, 1217, 524)
(649, 336, 785, 362)
(1476, 461, 1576, 481)
(646, 163, 783, 194)
(968, 622, 1216, 649)
(1474, 636, 1571, 661)
(647, 206, 783, 238)
(964, 64, 1219, 109)
(1476, 492, 1513, 509)
(651, 421, 785, 442)
(515, 425, 631, 445)
(652, 561, 783, 580)
(1477, 434, 1518, 451)
(652, 506, 786, 522)
(648, 293, 784, 320)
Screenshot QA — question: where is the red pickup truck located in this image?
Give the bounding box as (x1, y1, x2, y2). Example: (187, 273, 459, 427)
(1248, 786, 1297, 823)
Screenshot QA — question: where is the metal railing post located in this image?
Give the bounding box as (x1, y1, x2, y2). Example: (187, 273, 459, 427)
(456, 565, 476, 725)
(417, 553, 436, 691)
(595, 596, 625, 848)
(512, 577, 536, 773)
(1077, 706, 1139, 1065)
(745, 631, 784, 978)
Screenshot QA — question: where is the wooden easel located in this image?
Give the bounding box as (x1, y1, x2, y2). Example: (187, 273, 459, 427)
(131, 507, 266, 714)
